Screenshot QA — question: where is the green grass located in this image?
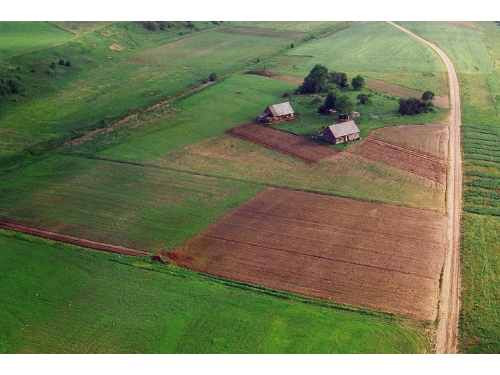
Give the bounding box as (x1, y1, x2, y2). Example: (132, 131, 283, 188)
(396, 22, 494, 73)
(0, 231, 430, 354)
(96, 74, 298, 162)
(460, 213, 500, 353)
(0, 155, 263, 252)
(0, 22, 73, 58)
(261, 22, 446, 77)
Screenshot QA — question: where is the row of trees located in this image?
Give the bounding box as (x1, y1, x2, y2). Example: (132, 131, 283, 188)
(298, 64, 365, 94)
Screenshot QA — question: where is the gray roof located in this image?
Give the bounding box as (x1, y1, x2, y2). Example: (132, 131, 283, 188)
(327, 120, 360, 138)
(267, 102, 294, 117)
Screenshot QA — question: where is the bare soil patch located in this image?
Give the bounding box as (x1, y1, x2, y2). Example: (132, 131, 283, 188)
(0, 220, 149, 257)
(366, 78, 449, 108)
(172, 188, 447, 321)
(225, 122, 339, 164)
(245, 71, 304, 85)
(349, 136, 447, 185)
(434, 21, 478, 30)
(108, 43, 124, 51)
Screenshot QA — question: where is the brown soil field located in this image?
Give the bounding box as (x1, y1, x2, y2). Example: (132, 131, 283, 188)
(369, 123, 449, 159)
(245, 71, 304, 85)
(365, 78, 449, 108)
(225, 122, 340, 163)
(172, 188, 447, 321)
(0, 220, 149, 257)
(349, 136, 447, 186)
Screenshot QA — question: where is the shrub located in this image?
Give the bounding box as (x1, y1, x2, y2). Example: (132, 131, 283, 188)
(330, 71, 348, 88)
(351, 75, 365, 90)
(398, 97, 433, 115)
(59, 59, 65, 65)
(50, 62, 56, 69)
(357, 93, 372, 105)
(65, 61, 71, 67)
(208, 72, 217, 82)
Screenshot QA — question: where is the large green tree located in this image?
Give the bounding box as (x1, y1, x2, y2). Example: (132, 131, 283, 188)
(351, 75, 365, 90)
(335, 95, 354, 114)
(299, 64, 330, 94)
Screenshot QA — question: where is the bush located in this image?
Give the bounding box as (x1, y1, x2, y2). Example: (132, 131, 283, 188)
(208, 72, 217, 82)
(65, 61, 71, 67)
(50, 62, 56, 69)
(357, 93, 372, 105)
(398, 97, 433, 115)
(351, 75, 365, 90)
(330, 71, 348, 88)
(59, 59, 65, 65)
(335, 95, 354, 114)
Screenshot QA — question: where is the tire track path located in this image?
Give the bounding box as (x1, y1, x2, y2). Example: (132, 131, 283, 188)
(387, 21, 462, 354)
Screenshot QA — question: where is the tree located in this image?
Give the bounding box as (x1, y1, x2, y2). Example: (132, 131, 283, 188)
(330, 71, 348, 88)
(398, 97, 433, 115)
(335, 95, 354, 114)
(351, 75, 365, 90)
(318, 90, 339, 114)
(421, 90, 435, 102)
(65, 61, 71, 67)
(357, 93, 372, 105)
(59, 59, 65, 65)
(299, 64, 330, 94)
(208, 72, 217, 82)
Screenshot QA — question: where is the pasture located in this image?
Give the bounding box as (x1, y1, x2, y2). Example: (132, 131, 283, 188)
(0, 22, 73, 58)
(0, 231, 430, 354)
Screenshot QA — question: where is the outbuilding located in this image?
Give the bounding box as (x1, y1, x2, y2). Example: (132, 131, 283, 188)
(256, 102, 296, 124)
(320, 120, 360, 144)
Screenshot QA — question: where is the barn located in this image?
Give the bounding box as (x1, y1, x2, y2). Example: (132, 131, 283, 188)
(320, 120, 360, 144)
(256, 102, 296, 124)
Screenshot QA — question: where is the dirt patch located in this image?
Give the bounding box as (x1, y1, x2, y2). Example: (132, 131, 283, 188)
(349, 136, 447, 185)
(172, 187, 446, 321)
(0, 220, 149, 257)
(225, 122, 339, 164)
(245, 71, 304, 86)
(108, 44, 124, 51)
(366, 78, 449, 108)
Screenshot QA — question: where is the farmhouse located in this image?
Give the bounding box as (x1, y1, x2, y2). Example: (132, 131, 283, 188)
(256, 102, 296, 124)
(320, 120, 360, 144)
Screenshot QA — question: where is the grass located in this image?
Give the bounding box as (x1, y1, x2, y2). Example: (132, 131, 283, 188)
(0, 155, 263, 252)
(396, 22, 494, 73)
(0, 22, 73, 58)
(0, 231, 431, 354)
(259, 22, 446, 77)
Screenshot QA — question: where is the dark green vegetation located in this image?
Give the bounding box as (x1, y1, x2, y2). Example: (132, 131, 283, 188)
(0, 21, 454, 353)
(397, 22, 500, 353)
(0, 232, 430, 353)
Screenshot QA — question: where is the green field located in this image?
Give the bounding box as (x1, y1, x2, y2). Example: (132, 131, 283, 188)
(0, 21, 462, 354)
(0, 231, 430, 354)
(0, 22, 74, 58)
(0, 155, 263, 252)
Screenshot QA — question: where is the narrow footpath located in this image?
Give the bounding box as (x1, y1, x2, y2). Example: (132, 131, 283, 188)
(387, 21, 462, 354)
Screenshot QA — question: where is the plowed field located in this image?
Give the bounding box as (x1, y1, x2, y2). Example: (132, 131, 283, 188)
(225, 122, 339, 164)
(173, 188, 447, 321)
(349, 136, 447, 186)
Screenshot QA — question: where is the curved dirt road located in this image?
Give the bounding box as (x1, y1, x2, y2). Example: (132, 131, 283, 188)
(387, 22, 462, 354)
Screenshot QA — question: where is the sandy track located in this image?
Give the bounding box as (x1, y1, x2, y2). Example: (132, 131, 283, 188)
(387, 21, 462, 354)
(0, 220, 150, 257)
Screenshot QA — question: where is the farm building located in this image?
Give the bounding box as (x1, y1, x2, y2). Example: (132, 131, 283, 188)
(320, 120, 360, 144)
(339, 111, 360, 122)
(256, 102, 296, 124)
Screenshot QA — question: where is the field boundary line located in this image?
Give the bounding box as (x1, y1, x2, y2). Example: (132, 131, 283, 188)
(0, 220, 149, 257)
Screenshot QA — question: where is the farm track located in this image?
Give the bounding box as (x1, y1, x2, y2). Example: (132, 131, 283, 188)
(388, 21, 462, 354)
(225, 122, 340, 163)
(0, 220, 150, 257)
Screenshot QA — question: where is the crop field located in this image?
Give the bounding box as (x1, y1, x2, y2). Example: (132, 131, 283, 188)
(172, 188, 447, 321)
(225, 122, 340, 163)
(349, 137, 447, 186)
(154, 133, 445, 211)
(0, 22, 73, 58)
(0, 155, 263, 252)
(0, 231, 431, 354)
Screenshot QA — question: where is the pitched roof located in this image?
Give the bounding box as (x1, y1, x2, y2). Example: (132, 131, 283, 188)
(267, 102, 294, 117)
(327, 120, 360, 138)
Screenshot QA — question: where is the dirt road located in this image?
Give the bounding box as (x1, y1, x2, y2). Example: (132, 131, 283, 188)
(387, 22, 462, 354)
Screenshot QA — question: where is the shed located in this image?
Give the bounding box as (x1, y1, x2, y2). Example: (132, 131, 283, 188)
(256, 102, 296, 124)
(339, 111, 360, 122)
(320, 120, 360, 144)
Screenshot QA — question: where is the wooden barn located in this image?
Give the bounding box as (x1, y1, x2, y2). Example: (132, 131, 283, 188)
(256, 102, 296, 124)
(320, 120, 360, 144)
(339, 111, 360, 122)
